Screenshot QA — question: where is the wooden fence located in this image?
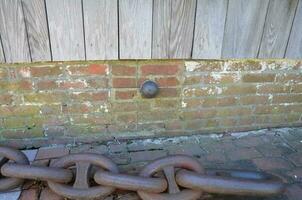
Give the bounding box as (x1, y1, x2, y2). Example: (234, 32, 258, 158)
(0, 0, 301, 63)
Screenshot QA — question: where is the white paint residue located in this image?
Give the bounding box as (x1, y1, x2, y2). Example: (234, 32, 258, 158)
(211, 73, 221, 81)
(181, 101, 187, 108)
(185, 61, 201, 72)
(19, 68, 31, 78)
(100, 104, 109, 113)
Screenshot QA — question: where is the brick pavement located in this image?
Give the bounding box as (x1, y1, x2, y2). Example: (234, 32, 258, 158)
(1, 127, 302, 200)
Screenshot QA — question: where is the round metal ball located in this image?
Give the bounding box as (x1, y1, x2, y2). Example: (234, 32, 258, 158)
(140, 80, 159, 98)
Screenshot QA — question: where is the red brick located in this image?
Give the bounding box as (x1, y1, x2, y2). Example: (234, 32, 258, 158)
(30, 66, 62, 77)
(67, 64, 107, 75)
(116, 113, 137, 123)
(112, 65, 136, 76)
(141, 64, 179, 76)
(272, 94, 302, 104)
(69, 91, 108, 102)
(156, 77, 179, 87)
(257, 84, 290, 94)
(0, 80, 33, 91)
(182, 110, 217, 120)
(113, 78, 137, 88)
(0, 94, 13, 105)
(36, 80, 57, 90)
(115, 90, 138, 100)
(201, 97, 237, 107)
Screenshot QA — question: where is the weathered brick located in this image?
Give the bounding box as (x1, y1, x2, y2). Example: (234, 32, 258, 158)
(272, 94, 302, 104)
(157, 88, 179, 98)
(58, 80, 87, 89)
(182, 109, 217, 120)
(111, 102, 137, 112)
(70, 114, 111, 125)
(0, 94, 14, 105)
(36, 80, 57, 90)
(0, 80, 33, 91)
(242, 73, 275, 82)
(69, 91, 108, 102)
(201, 97, 237, 107)
(155, 77, 179, 87)
(276, 73, 302, 83)
(116, 113, 137, 123)
(184, 75, 201, 85)
(86, 78, 109, 88)
(31, 66, 62, 77)
(216, 107, 252, 117)
(257, 83, 291, 94)
(67, 64, 107, 75)
(141, 64, 179, 76)
(0, 68, 7, 79)
(202, 73, 238, 84)
(223, 85, 257, 95)
(24, 92, 66, 103)
(0, 105, 40, 117)
(115, 90, 138, 100)
(112, 65, 136, 76)
(154, 99, 179, 108)
(239, 95, 269, 105)
(113, 78, 137, 88)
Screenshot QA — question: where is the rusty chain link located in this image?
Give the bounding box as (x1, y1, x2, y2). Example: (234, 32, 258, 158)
(0, 146, 286, 199)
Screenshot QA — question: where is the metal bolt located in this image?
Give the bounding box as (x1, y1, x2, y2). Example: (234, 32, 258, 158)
(140, 80, 159, 98)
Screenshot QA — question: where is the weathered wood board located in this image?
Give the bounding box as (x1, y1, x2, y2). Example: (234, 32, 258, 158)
(0, 0, 301, 62)
(286, 0, 302, 59)
(192, 0, 227, 59)
(0, 37, 5, 63)
(22, 0, 52, 61)
(119, 0, 152, 59)
(0, 0, 31, 63)
(169, 0, 196, 58)
(222, 0, 269, 58)
(152, 0, 171, 59)
(46, 0, 85, 61)
(83, 0, 118, 60)
(259, 0, 299, 58)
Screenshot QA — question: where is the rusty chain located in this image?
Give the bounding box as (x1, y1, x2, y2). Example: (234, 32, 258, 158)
(0, 146, 285, 199)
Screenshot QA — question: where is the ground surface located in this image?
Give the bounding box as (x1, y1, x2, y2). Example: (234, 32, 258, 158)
(1, 127, 302, 200)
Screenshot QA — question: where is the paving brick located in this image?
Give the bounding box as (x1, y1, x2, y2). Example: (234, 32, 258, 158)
(253, 157, 294, 171)
(288, 153, 302, 167)
(285, 184, 302, 200)
(204, 152, 227, 163)
(226, 147, 262, 161)
(129, 150, 167, 162)
(39, 187, 63, 200)
(166, 144, 205, 156)
(287, 168, 302, 183)
(108, 142, 127, 153)
(256, 144, 295, 157)
(35, 146, 69, 160)
(19, 188, 39, 200)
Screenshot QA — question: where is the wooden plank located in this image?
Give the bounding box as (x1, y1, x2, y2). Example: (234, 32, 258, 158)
(152, 0, 171, 59)
(119, 0, 152, 59)
(45, 0, 85, 61)
(83, 0, 118, 60)
(259, 0, 298, 58)
(0, 0, 31, 63)
(192, 0, 227, 59)
(286, 0, 302, 59)
(22, 0, 51, 61)
(169, 0, 196, 58)
(222, 0, 269, 58)
(0, 36, 5, 63)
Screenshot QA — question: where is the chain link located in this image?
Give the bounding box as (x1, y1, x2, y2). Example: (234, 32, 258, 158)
(0, 146, 286, 200)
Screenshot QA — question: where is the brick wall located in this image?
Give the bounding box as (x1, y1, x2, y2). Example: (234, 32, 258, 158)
(0, 60, 301, 148)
